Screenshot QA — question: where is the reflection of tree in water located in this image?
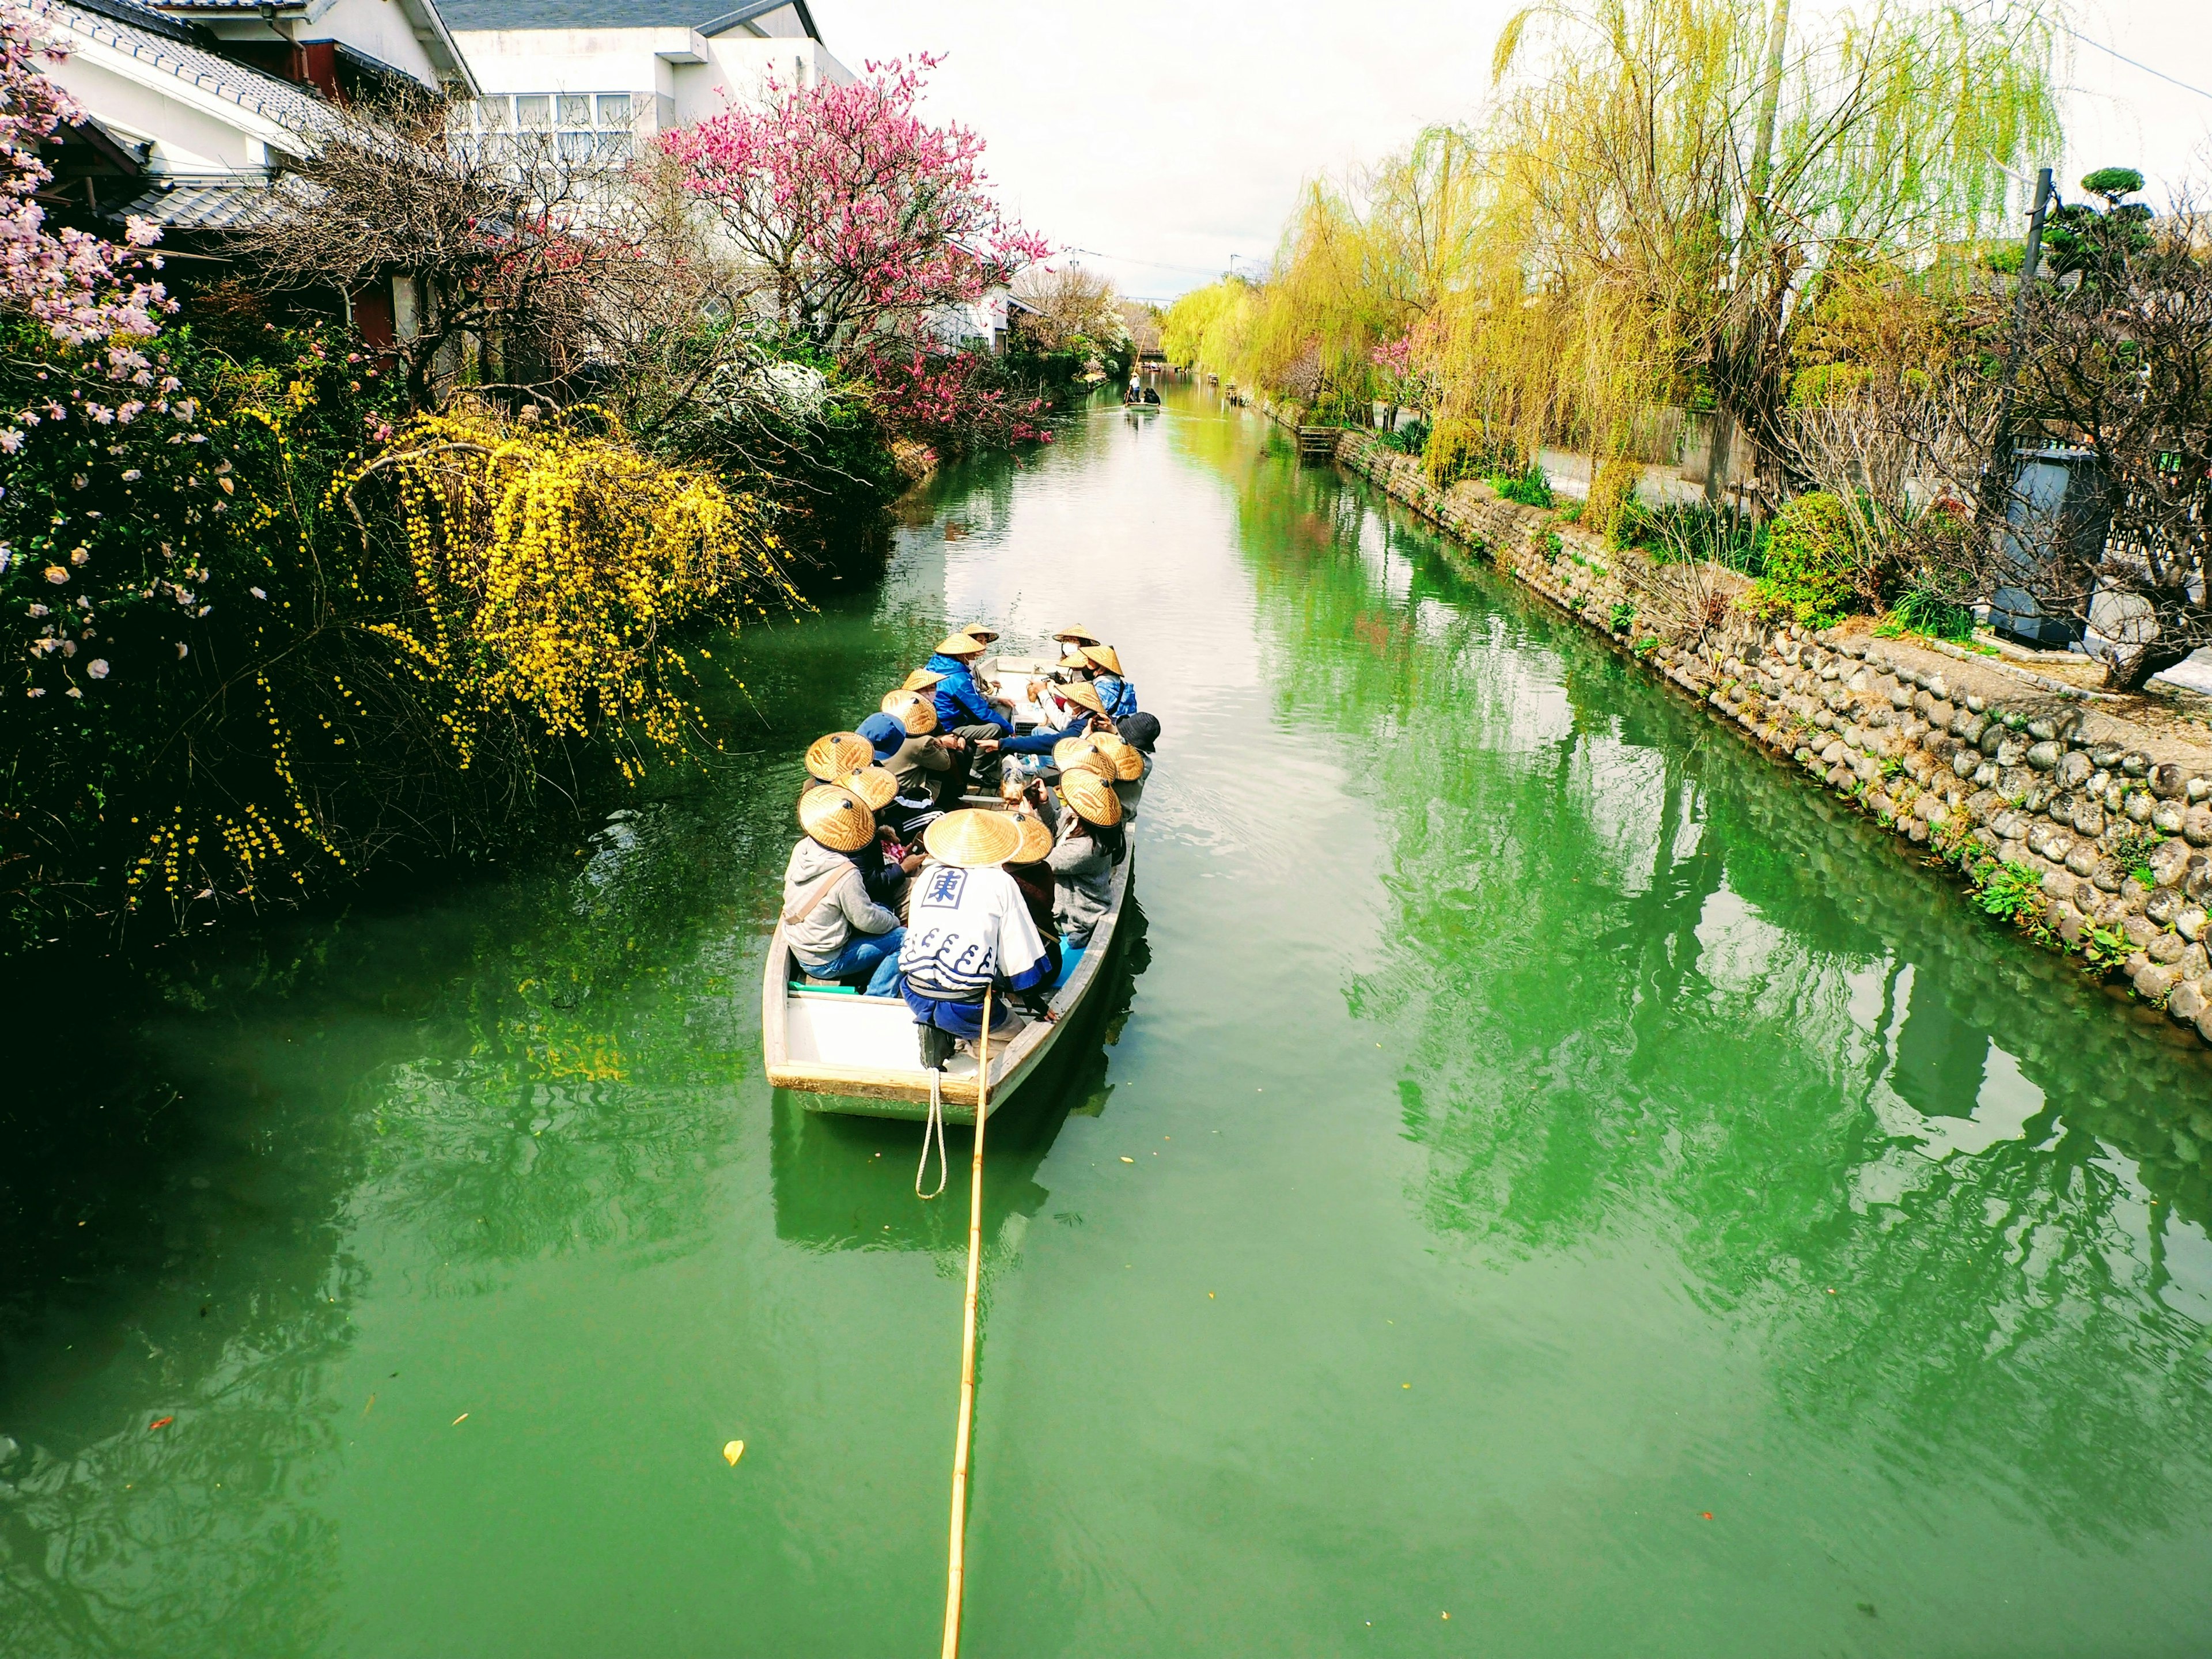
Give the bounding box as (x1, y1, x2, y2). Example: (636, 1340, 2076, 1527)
(0, 592, 938, 1653)
(770, 903, 1153, 1260)
(1232, 460, 2212, 1544)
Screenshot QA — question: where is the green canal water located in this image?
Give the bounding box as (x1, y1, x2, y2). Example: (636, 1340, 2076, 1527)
(6, 386, 2212, 1657)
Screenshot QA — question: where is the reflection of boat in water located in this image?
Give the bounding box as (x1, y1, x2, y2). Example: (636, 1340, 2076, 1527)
(770, 902, 1150, 1253)
(761, 656, 1141, 1124)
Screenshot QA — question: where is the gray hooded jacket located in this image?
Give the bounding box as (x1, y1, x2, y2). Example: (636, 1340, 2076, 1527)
(783, 837, 900, 971)
(1046, 806, 1116, 946)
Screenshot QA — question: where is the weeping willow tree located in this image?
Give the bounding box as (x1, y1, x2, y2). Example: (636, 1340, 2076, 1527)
(1478, 0, 2063, 491)
(1200, 0, 2061, 478)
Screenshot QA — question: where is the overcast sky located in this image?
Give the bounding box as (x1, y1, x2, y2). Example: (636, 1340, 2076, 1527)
(815, 0, 2212, 303)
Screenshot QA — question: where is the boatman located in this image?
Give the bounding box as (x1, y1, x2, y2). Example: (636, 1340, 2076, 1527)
(900, 809, 1056, 1066)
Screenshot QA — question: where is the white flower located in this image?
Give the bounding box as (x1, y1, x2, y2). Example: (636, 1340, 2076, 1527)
(175, 641, 188, 658)
(27, 604, 47, 617)
(122, 468, 141, 481)
(25, 687, 43, 698)
(87, 659, 109, 679)
(65, 687, 82, 699)
(249, 587, 267, 600)
(43, 566, 67, 585)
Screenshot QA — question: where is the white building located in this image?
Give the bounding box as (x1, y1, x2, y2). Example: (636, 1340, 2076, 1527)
(442, 0, 852, 152)
(29, 0, 474, 234)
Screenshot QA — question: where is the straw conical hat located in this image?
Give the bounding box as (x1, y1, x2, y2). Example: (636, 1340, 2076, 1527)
(1052, 736, 1115, 777)
(1059, 680, 1107, 718)
(1092, 732, 1143, 781)
(1080, 643, 1123, 676)
(798, 785, 875, 852)
(879, 689, 939, 735)
(1051, 624, 1101, 645)
(1056, 651, 1093, 671)
(957, 623, 1001, 643)
(925, 808, 1024, 868)
(805, 731, 873, 781)
(934, 633, 987, 658)
(1060, 769, 1124, 828)
(842, 764, 897, 811)
(1009, 814, 1055, 866)
(903, 668, 946, 693)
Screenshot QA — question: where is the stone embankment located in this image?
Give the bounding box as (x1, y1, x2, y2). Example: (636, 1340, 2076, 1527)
(1328, 427, 2212, 1051)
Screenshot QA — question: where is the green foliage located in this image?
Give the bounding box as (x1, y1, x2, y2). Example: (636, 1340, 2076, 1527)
(1972, 858, 2044, 923)
(1487, 461, 1554, 507)
(1880, 584, 1976, 642)
(1160, 278, 1256, 370)
(2082, 921, 2133, 975)
(1747, 491, 1863, 627)
(1608, 600, 1635, 632)
(1424, 417, 1518, 488)
(1374, 418, 1429, 455)
(1309, 388, 1371, 427)
(2080, 166, 2145, 204)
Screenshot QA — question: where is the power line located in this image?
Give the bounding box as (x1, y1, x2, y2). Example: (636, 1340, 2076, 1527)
(1065, 245, 1244, 278)
(2064, 25, 2212, 104)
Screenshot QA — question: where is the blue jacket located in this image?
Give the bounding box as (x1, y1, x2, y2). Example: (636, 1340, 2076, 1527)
(995, 716, 1090, 756)
(1093, 672, 1138, 721)
(926, 652, 1013, 737)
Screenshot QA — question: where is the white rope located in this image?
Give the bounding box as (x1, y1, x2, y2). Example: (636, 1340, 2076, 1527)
(916, 1060, 949, 1200)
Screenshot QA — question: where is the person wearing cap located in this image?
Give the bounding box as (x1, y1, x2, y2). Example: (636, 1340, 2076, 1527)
(900, 809, 1056, 1056)
(1081, 644, 1139, 721)
(1048, 770, 1126, 949)
(783, 787, 906, 996)
(837, 762, 921, 906)
(875, 691, 971, 807)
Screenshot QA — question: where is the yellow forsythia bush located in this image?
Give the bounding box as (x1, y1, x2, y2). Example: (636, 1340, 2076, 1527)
(335, 409, 797, 778)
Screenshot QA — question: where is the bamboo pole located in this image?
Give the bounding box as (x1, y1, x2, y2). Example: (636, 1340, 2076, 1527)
(941, 987, 993, 1659)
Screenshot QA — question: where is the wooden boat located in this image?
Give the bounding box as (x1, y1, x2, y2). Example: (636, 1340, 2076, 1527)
(761, 656, 1139, 1123)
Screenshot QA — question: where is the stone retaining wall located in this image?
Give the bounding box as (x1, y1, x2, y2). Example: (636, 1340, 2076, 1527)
(1327, 426, 2212, 1051)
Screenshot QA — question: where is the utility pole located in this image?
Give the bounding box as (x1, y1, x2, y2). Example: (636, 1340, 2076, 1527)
(1994, 165, 2055, 438)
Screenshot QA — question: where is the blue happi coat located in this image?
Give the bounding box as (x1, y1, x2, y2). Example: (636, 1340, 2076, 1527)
(926, 652, 1014, 737)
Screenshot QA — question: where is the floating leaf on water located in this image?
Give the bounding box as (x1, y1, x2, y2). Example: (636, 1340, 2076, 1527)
(723, 1440, 745, 1466)
(147, 1416, 173, 1431)
(1119, 1157, 1134, 1164)
(452, 1413, 469, 1426)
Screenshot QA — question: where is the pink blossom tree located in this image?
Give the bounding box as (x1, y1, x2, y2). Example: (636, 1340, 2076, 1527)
(660, 55, 1050, 350)
(1, 10, 167, 345)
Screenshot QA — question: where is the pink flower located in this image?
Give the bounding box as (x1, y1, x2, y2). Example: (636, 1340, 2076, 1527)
(43, 565, 66, 584)
(86, 658, 108, 679)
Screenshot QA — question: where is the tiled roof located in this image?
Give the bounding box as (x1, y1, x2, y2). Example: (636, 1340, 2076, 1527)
(34, 0, 333, 134)
(110, 176, 290, 230)
(440, 0, 817, 41)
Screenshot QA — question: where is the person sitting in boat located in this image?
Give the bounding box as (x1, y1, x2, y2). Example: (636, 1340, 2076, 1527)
(900, 809, 1057, 1059)
(1142, 385, 1161, 404)
(1050, 625, 1103, 654)
(1080, 645, 1139, 721)
(783, 787, 906, 997)
(925, 632, 1017, 794)
(864, 704, 964, 808)
(1047, 769, 1126, 950)
(836, 763, 921, 903)
(796, 729, 876, 802)
(1004, 807, 1064, 990)
(977, 678, 1110, 768)
(1113, 711, 1160, 809)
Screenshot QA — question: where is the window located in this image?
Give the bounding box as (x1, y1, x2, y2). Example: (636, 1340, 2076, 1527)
(596, 93, 631, 127)
(556, 93, 592, 127)
(515, 94, 551, 130)
(473, 97, 508, 130)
